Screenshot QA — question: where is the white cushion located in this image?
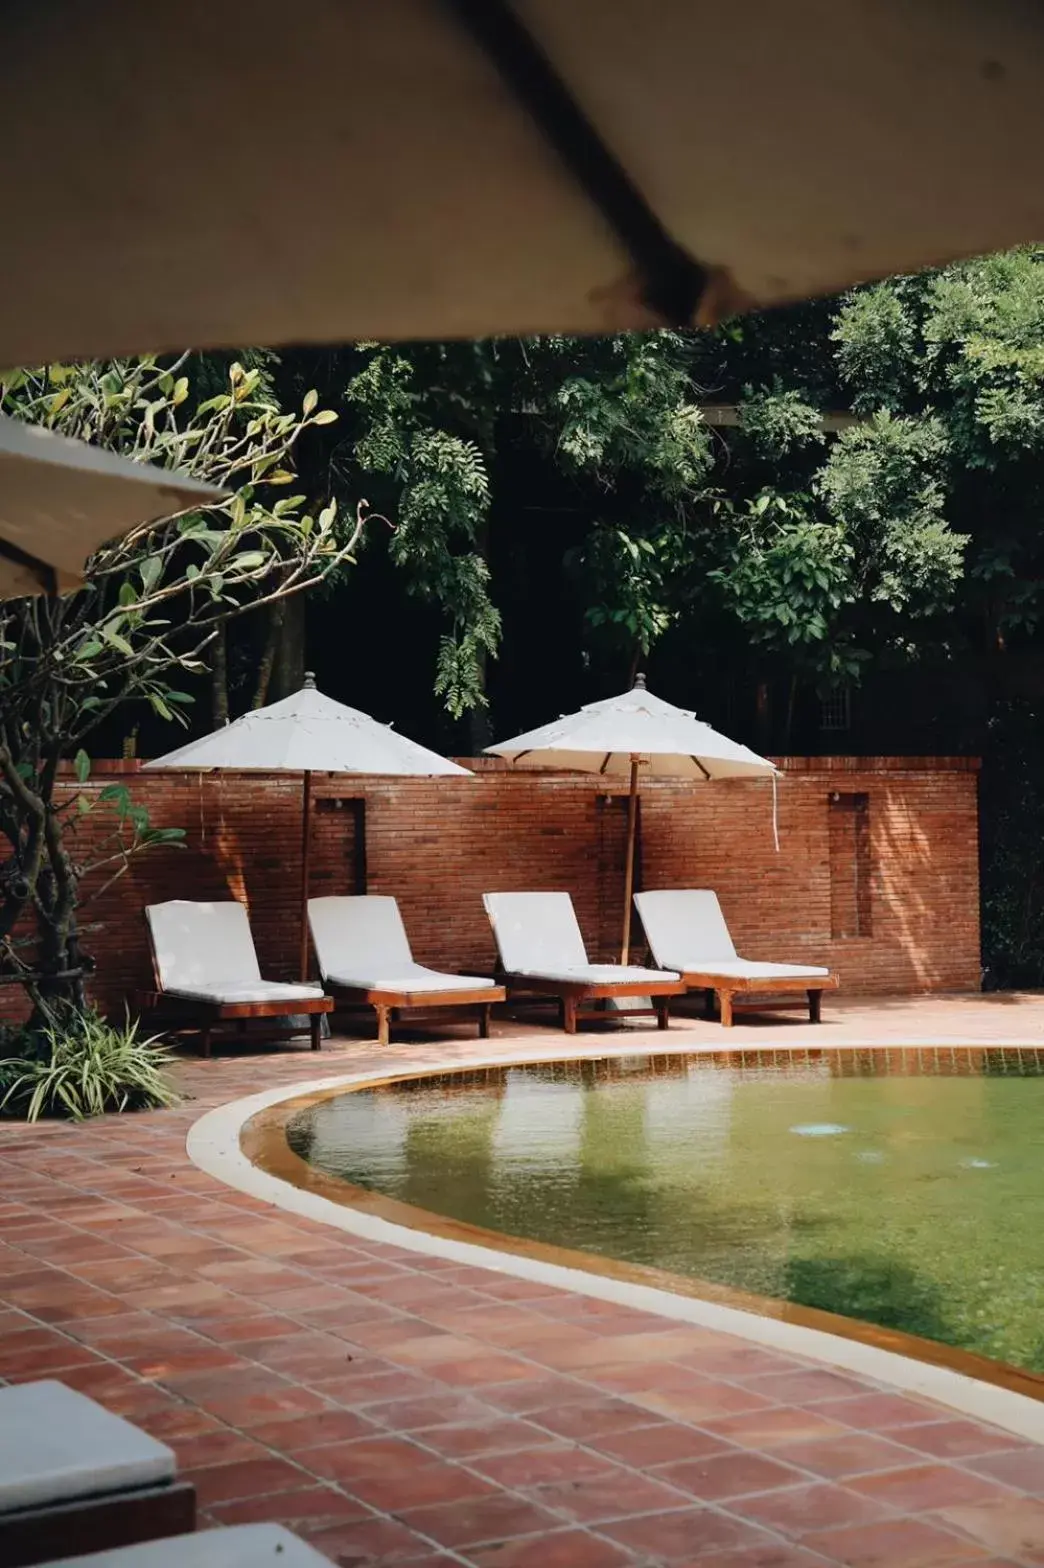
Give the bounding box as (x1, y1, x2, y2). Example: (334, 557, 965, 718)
(309, 896, 491, 993)
(166, 980, 324, 1005)
(46, 1523, 337, 1568)
(515, 964, 678, 985)
(146, 900, 261, 992)
(0, 1380, 174, 1513)
(324, 961, 496, 994)
(483, 891, 589, 973)
(635, 889, 829, 977)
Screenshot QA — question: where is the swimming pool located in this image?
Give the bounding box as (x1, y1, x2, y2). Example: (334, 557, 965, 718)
(285, 1048, 1044, 1372)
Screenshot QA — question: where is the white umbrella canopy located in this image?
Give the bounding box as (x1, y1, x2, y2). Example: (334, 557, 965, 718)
(486, 674, 776, 962)
(2, 1, 1044, 364)
(0, 415, 225, 598)
(144, 675, 470, 976)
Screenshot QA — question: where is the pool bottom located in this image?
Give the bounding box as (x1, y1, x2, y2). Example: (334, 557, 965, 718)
(241, 1045, 1044, 1410)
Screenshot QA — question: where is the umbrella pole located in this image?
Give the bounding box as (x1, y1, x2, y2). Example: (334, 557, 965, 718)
(299, 769, 313, 981)
(621, 756, 640, 965)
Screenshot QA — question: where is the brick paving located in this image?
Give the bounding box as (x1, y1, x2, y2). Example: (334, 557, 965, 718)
(3, 996, 1044, 1567)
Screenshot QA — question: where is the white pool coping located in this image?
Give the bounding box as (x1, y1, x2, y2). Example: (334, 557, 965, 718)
(187, 1041, 1044, 1445)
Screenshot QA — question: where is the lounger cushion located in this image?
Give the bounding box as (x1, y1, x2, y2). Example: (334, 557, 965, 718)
(147, 900, 261, 990)
(483, 893, 678, 984)
(47, 1523, 337, 1568)
(165, 980, 325, 1004)
(635, 889, 829, 978)
(511, 964, 677, 985)
(310, 895, 495, 993)
(0, 1380, 174, 1513)
(483, 891, 590, 973)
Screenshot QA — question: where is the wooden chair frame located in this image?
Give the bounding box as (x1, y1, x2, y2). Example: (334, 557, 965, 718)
(498, 973, 684, 1034)
(327, 982, 507, 1047)
(1, 1480, 195, 1568)
(682, 969, 841, 1027)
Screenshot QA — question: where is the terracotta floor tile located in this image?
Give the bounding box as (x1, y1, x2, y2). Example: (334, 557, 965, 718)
(410, 1418, 552, 1459)
(702, 1408, 854, 1449)
(347, 1461, 498, 1513)
(184, 1455, 311, 1507)
(243, 1407, 377, 1452)
(358, 1393, 498, 1431)
(171, 1427, 269, 1469)
(532, 1396, 670, 1440)
(396, 1493, 565, 1549)
(305, 1515, 436, 1562)
(936, 1497, 1044, 1561)
(594, 1423, 729, 1469)
(804, 1517, 990, 1568)
(770, 1432, 924, 1479)
(305, 1435, 452, 1483)
(848, 1462, 1015, 1512)
(730, 1481, 891, 1536)
(894, 1422, 1029, 1462)
(964, 1447, 1044, 1493)
(816, 1393, 946, 1432)
(656, 1451, 806, 1501)
(475, 1443, 621, 1489)
(211, 1484, 370, 1530)
(466, 1528, 639, 1566)
(601, 1505, 774, 1561)
(677, 1546, 844, 1568)
(529, 1467, 691, 1524)
(740, 1370, 872, 1405)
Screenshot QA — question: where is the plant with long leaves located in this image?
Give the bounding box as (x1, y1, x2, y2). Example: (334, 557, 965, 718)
(0, 1007, 178, 1122)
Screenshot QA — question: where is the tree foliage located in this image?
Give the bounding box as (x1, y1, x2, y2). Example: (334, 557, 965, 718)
(0, 354, 358, 1024)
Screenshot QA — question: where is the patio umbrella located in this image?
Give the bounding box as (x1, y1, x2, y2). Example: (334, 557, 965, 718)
(486, 674, 776, 965)
(0, 415, 225, 598)
(143, 674, 470, 979)
(2, 1, 1044, 365)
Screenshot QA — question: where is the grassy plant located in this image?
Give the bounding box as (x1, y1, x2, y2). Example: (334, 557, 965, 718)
(0, 1009, 178, 1122)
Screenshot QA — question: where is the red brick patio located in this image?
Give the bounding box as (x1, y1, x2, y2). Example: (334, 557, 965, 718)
(3, 998, 1044, 1567)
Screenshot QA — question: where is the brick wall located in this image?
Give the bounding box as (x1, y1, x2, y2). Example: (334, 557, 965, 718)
(2, 757, 981, 1020)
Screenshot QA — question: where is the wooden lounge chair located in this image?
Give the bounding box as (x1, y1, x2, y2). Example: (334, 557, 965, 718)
(140, 900, 332, 1057)
(634, 888, 839, 1027)
(0, 1380, 195, 1568)
(46, 1523, 338, 1568)
(308, 895, 506, 1047)
(482, 891, 684, 1033)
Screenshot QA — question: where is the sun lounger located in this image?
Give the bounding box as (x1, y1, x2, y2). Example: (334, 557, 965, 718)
(482, 891, 683, 1033)
(46, 1524, 337, 1568)
(634, 888, 839, 1026)
(141, 900, 332, 1056)
(0, 1380, 195, 1568)
(308, 895, 506, 1047)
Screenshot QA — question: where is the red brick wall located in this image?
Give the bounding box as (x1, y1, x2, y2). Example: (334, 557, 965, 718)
(2, 757, 980, 1020)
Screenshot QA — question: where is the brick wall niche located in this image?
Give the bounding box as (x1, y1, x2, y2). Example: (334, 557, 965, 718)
(3, 756, 981, 1021)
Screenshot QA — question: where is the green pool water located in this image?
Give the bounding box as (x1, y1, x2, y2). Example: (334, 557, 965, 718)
(286, 1048, 1044, 1372)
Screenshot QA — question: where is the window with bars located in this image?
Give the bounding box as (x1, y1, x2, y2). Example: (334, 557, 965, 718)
(820, 686, 852, 733)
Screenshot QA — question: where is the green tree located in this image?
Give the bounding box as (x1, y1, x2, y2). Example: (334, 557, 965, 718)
(0, 355, 361, 1026)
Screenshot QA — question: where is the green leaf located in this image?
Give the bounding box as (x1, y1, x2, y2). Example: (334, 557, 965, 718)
(100, 625, 134, 656)
(139, 556, 162, 592)
(172, 376, 189, 406)
(148, 693, 174, 721)
(118, 582, 137, 608)
(302, 389, 319, 416)
(73, 749, 90, 784)
(74, 639, 102, 661)
(312, 408, 338, 425)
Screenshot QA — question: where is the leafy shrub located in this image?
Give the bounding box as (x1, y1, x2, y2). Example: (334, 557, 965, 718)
(0, 1009, 178, 1122)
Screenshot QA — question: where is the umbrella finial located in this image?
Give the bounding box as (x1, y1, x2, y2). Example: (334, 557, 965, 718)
(633, 671, 647, 690)
(302, 670, 317, 690)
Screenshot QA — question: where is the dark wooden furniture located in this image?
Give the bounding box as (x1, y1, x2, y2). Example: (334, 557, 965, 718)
(327, 982, 506, 1047)
(498, 973, 684, 1034)
(133, 989, 332, 1057)
(2, 1480, 196, 1568)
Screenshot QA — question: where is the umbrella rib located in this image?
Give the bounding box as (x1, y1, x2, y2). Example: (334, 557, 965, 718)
(444, 0, 707, 326)
(692, 756, 712, 780)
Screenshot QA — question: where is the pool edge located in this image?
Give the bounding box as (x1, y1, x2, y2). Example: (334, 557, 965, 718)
(186, 1045, 1044, 1445)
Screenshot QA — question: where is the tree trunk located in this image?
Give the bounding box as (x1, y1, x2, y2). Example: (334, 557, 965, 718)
(252, 602, 284, 709)
(211, 624, 229, 728)
(270, 593, 306, 700)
